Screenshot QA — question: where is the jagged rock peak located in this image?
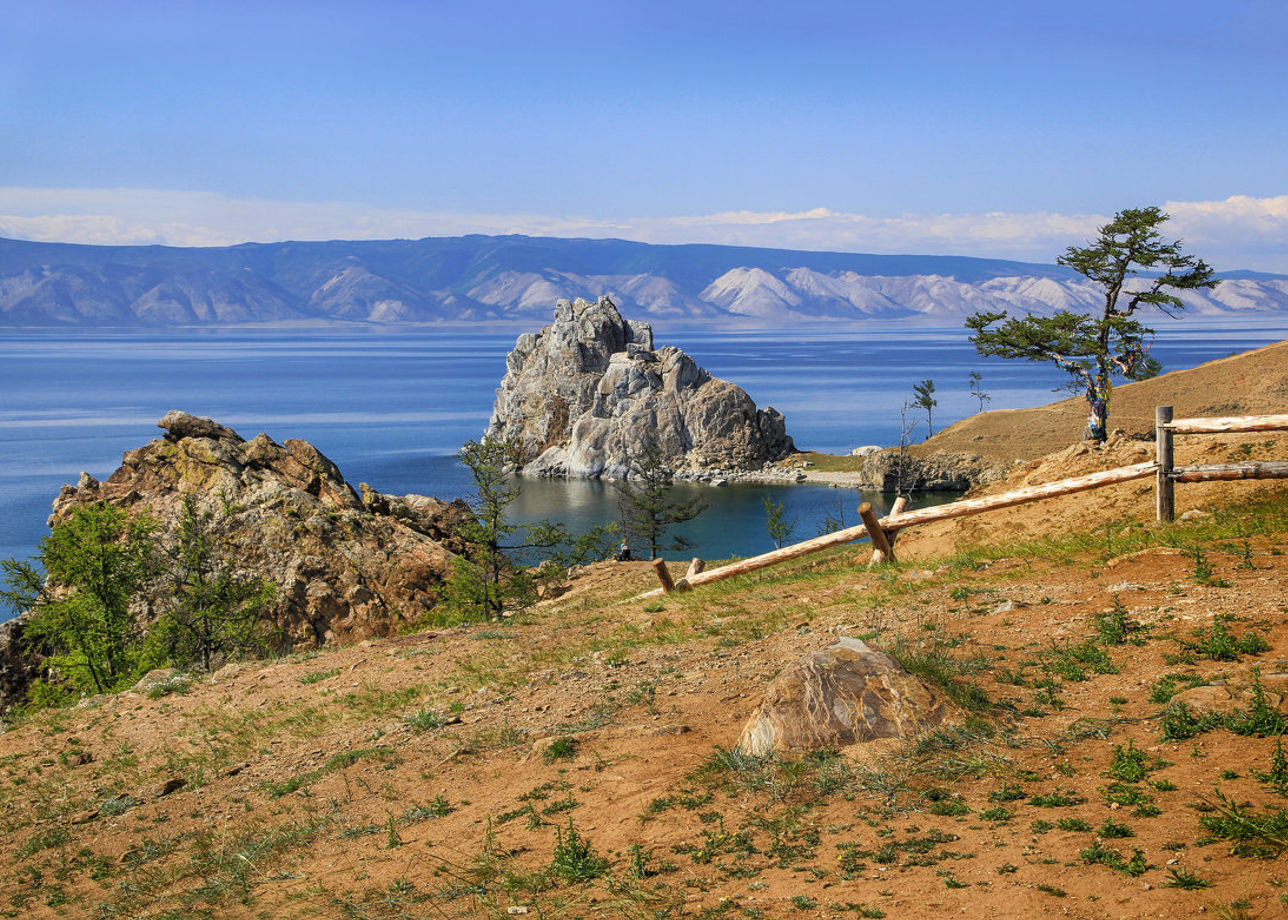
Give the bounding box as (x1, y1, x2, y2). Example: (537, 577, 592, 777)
(486, 296, 795, 479)
(158, 409, 243, 443)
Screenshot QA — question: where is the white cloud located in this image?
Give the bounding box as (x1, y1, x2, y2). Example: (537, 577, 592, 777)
(0, 188, 1284, 273)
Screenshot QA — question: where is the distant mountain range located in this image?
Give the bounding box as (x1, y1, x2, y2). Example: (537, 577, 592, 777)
(1, 234, 1285, 326)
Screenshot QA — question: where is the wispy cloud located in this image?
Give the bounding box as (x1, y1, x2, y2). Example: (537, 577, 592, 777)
(0, 188, 1284, 273)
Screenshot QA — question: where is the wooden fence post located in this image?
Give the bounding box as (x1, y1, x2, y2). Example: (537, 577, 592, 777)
(652, 558, 675, 593)
(871, 495, 910, 567)
(1156, 405, 1174, 523)
(858, 501, 894, 567)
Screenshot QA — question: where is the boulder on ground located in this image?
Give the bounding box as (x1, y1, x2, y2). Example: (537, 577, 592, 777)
(736, 637, 950, 756)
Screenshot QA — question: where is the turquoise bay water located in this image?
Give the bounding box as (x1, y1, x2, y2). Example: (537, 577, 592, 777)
(2, 319, 1282, 568)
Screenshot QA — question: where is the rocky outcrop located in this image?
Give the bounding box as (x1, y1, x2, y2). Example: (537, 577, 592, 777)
(852, 448, 1013, 493)
(48, 411, 469, 649)
(486, 296, 795, 478)
(736, 637, 951, 756)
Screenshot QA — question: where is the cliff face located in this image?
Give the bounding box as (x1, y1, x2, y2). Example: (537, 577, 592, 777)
(486, 297, 795, 478)
(47, 411, 469, 648)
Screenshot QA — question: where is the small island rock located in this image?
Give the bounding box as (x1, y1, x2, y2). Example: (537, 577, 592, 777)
(486, 296, 795, 478)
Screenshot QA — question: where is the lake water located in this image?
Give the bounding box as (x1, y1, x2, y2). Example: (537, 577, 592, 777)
(2, 318, 1283, 569)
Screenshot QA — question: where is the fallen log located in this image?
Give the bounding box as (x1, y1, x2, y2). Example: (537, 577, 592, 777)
(638, 461, 1157, 598)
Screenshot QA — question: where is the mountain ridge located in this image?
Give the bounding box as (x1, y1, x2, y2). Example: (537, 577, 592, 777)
(2, 233, 1284, 326)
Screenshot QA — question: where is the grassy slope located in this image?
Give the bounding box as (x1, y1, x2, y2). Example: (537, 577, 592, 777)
(2, 479, 1288, 918)
(918, 338, 1288, 462)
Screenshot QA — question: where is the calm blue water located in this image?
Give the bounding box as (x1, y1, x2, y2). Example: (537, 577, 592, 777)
(2, 318, 1282, 570)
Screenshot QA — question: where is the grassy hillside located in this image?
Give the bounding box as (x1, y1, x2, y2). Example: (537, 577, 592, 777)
(921, 338, 1288, 462)
(3, 428, 1288, 918)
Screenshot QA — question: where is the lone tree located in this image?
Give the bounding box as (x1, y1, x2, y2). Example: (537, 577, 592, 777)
(151, 497, 277, 672)
(911, 379, 937, 437)
(616, 436, 707, 559)
(968, 371, 990, 413)
(440, 438, 566, 623)
(2, 502, 157, 699)
(966, 206, 1216, 442)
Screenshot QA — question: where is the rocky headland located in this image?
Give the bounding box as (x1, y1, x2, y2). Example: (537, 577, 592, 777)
(0, 411, 471, 708)
(486, 296, 796, 479)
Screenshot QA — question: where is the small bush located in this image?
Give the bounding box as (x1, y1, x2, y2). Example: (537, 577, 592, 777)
(1029, 789, 1086, 808)
(1160, 702, 1222, 741)
(1180, 616, 1269, 661)
(543, 737, 578, 764)
(1105, 740, 1151, 782)
(1163, 867, 1211, 889)
(548, 819, 609, 882)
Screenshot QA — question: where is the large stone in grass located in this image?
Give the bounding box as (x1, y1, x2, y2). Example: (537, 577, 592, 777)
(736, 637, 950, 756)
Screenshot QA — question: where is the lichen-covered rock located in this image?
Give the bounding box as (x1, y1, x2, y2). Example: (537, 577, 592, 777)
(48, 411, 469, 650)
(487, 296, 795, 478)
(736, 637, 950, 756)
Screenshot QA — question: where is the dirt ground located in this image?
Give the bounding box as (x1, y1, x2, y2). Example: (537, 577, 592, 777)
(2, 341, 1287, 919)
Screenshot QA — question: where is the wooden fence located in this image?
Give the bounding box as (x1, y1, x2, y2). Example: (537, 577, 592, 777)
(638, 406, 1288, 599)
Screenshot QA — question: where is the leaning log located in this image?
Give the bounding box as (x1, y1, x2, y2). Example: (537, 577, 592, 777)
(868, 495, 909, 567)
(635, 461, 1157, 599)
(652, 558, 676, 593)
(1166, 414, 1288, 435)
(1172, 462, 1288, 483)
(858, 502, 893, 566)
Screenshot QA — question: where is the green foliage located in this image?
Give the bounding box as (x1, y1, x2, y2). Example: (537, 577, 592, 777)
(1028, 788, 1086, 808)
(5, 502, 159, 696)
(883, 634, 990, 711)
(1080, 841, 1149, 876)
(615, 434, 707, 559)
(547, 819, 609, 883)
(1179, 615, 1269, 661)
(1105, 740, 1151, 782)
(1149, 672, 1205, 704)
(966, 206, 1216, 441)
(543, 737, 578, 764)
(1198, 789, 1288, 858)
(1226, 670, 1285, 737)
(439, 438, 567, 623)
(1252, 736, 1288, 797)
(1163, 867, 1211, 889)
(1160, 701, 1222, 741)
(762, 495, 797, 549)
(1098, 820, 1135, 838)
(1093, 596, 1144, 645)
(150, 497, 277, 672)
(988, 783, 1026, 803)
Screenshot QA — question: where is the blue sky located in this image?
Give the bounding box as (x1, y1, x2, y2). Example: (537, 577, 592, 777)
(2, 0, 1286, 269)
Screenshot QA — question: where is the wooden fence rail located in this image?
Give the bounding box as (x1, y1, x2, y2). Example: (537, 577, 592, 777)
(638, 407, 1288, 598)
(1156, 407, 1288, 521)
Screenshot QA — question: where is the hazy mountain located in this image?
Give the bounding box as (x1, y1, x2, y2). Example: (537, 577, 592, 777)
(1, 234, 1284, 326)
